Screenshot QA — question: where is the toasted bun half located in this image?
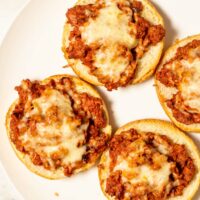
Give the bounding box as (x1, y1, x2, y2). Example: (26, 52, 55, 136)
(62, 0, 165, 90)
(98, 119, 200, 200)
(6, 74, 111, 179)
(155, 34, 200, 132)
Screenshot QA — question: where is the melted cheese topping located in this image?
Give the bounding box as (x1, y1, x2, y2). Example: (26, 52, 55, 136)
(94, 44, 131, 78)
(113, 139, 172, 191)
(180, 58, 200, 112)
(138, 164, 171, 188)
(80, 1, 138, 80)
(20, 89, 88, 166)
(81, 2, 137, 48)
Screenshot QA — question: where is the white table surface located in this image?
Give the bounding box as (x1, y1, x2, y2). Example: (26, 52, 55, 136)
(0, 1, 28, 199)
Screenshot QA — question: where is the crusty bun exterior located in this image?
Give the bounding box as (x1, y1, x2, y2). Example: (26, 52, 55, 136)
(62, 0, 165, 89)
(155, 34, 200, 132)
(99, 119, 200, 200)
(6, 74, 111, 179)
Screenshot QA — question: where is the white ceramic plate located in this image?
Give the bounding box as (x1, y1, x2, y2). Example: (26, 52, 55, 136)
(0, 0, 199, 199)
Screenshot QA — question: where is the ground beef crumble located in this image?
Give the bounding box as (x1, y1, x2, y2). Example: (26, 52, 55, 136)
(106, 170, 125, 200)
(66, 4, 101, 26)
(109, 129, 140, 171)
(175, 40, 200, 60)
(132, 0, 143, 12)
(148, 25, 166, 45)
(166, 93, 200, 125)
(156, 67, 179, 87)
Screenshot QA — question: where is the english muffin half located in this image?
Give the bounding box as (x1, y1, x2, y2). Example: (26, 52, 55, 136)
(98, 119, 200, 200)
(62, 0, 165, 90)
(155, 34, 200, 132)
(6, 74, 111, 179)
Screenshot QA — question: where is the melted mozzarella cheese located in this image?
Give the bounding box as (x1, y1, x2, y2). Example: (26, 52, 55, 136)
(180, 58, 200, 112)
(138, 163, 171, 188)
(113, 139, 171, 191)
(94, 44, 130, 78)
(114, 157, 171, 191)
(35, 89, 73, 116)
(81, 3, 137, 48)
(21, 89, 88, 165)
(80, 2, 138, 80)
